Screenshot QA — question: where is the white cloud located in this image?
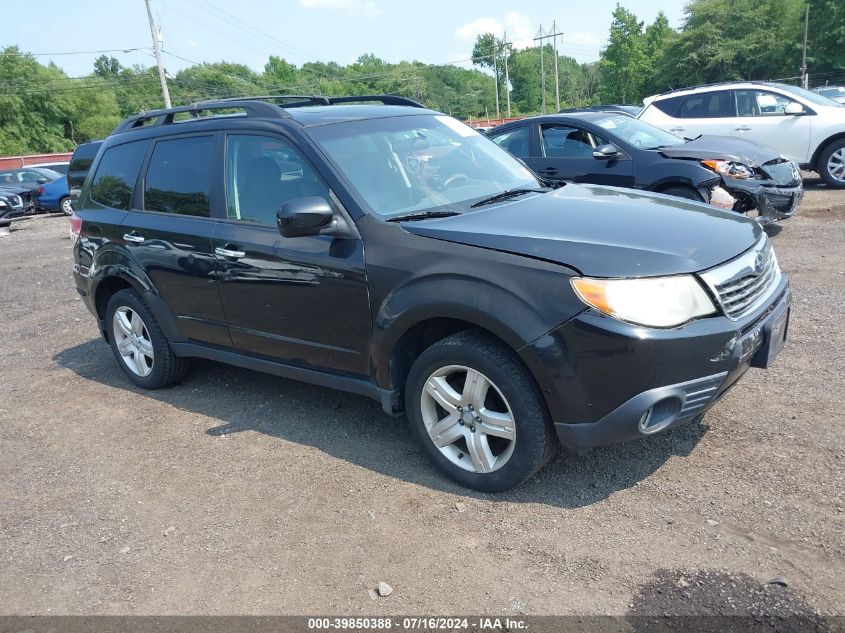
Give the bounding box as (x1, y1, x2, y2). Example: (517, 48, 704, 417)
(455, 12, 535, 50)
(299, 0, 380, 18)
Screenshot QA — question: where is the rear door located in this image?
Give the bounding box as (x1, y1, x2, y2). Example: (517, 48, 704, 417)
(668, 90, 734, 138)
(120, 133, 231, 348)
(731, 89, 812, 163)
(528, 122, 634, 187)
(211, 132, 371, 375)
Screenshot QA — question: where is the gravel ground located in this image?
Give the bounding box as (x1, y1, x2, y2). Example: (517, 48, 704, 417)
(0, 181, 842, 620)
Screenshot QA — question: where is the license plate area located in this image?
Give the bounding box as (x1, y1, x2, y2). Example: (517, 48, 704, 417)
(751, 301, 790, 369)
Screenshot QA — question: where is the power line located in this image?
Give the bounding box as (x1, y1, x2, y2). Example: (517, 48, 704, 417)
(0, 47, 148, 57)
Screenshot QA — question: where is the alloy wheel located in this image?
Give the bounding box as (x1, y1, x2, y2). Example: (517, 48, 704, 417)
(61, 198, 74, 215)
(419, 365, 516, 473)
(827, 148, 845, 183)
(112, 306, 154, 377)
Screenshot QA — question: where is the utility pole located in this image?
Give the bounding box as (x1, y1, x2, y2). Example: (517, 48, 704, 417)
(503, 32, 512, 118)
(144, 0, 171, 108)
(801, 4, 809, 90)
(550, 21, 563, 111)
(492, 36, 500, 119)
(535, 25, 546, 114)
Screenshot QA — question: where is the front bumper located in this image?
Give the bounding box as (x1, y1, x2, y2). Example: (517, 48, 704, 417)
(520, 278, 791, 452)
(721, 161, 804, 225)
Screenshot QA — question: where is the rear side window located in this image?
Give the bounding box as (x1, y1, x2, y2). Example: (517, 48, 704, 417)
(143, 136, 214, 217)
(89, 141, 148, 210)
(677, 90, 733, 118)
(69, 143, 101, 173)
(488, 126, 531, 158)
(652, 95, 684, 117)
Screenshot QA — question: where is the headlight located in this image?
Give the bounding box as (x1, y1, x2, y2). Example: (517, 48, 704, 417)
(0, 200, 6, 207)
(571, 275, 717, 328)
(701, 159, 755, 179)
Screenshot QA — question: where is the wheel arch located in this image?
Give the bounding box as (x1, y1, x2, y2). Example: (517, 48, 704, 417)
(810, 132, 845, 170)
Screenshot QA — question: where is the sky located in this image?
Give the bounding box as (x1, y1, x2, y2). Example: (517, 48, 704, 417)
(3, 0, 686, 78)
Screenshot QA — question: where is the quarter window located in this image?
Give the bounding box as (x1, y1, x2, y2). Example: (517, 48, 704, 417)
(89, 140, 149, 210)
(489, 126, 531, 158)
(144, 136, 214, 217)
(225, 134, 330, 226)
(678, 90, 733, 118)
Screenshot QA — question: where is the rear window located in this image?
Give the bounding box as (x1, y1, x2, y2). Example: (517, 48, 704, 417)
(143, 136, 214, 217)
(89, 141, 148, 210)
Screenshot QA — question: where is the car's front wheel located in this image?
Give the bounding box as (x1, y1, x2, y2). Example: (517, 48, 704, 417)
(59, 197, 73, 215)
(105, 289, 188, 389)
(819, 140, 845, 189)
(405, 331, 555, 492)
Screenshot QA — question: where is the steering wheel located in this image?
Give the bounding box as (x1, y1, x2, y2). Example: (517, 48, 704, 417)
(443, 173, 469, 188)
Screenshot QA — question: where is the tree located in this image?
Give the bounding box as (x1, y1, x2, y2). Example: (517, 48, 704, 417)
(599, 5, 647, 103)
(641, 12, 676, 95)
(93, 55, 122, 79)
(807, 0, 845, 75)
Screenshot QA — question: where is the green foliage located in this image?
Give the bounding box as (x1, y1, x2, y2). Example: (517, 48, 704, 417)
(599, 5, 647, 103)
(807, 0, 845, 74)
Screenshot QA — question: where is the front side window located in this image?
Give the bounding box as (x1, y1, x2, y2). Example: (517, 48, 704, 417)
(225, 134, 330, 226)
(144, 136, 213, 217)
(89, 140, 149, 210)
(309, 115, 538, 218)
(540, 124, 606, 158)
(735, 89, 800, 117)
(489, 125, 531, 158)
(678, 90, 733, 119)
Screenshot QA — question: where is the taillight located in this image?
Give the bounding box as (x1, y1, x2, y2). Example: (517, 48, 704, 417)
(37, 186, 45, 195)
(70, 212, 82, 243)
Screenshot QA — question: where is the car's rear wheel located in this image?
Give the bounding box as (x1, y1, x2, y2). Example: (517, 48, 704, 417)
(105, 289, 188, 389)
(405, 331, 555, 492)
(819, 140, 845, 189)
(660, 185, 703, 202)
(59, 197, 73, 215)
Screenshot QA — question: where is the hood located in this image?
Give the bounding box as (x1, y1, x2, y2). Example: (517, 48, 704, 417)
(658, 135, 781, 167)
(402, 184, 762, 278)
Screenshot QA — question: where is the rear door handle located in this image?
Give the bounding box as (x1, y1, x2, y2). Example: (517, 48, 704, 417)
(215, 246, 246, 259)
(735, 125, 751, 131)
(123, 232, 144, 243)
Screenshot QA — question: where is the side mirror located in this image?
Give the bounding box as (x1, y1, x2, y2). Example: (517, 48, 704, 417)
(276, 196, 334, 238)
(593, 144, 620, 160)
(37, 177, 48, 184)
(784, 102, 805, 116)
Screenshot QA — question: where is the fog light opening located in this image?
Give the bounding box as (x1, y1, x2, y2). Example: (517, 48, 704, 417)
(638, 397, 683, 434)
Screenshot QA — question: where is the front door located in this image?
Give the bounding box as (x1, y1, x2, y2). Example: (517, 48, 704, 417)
(212, 133, 371, 376)
(731, 89, 813, 164)
(527, 122, 634, 187)
(122, 133, 231, 348)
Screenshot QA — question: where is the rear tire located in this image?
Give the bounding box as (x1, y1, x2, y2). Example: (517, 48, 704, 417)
(818, 140, 845, 189)
(59, 197, 73, 215)
(405, 330, 555, 492)
(660, 185, 704, 202)
(105, 289, 189, 389)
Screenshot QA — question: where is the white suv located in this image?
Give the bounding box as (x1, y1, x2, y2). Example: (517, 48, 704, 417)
(639, 81, 845, 188)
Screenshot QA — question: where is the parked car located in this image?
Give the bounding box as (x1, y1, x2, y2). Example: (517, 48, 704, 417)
(811, 86, 845, 104)
(0, 184, 36, 216)
(487, 112, 802, 225)
(0, 166, 71, 213)
(639, 81, 845, 188)
(72, 95, 791, 491)
(559, 104, 641, 117)
(36, 175, 72, 215)
(27, 161, 70, 175)
(67, 141, 103, 208)
(0, 167, 63, 192)
(0, 190, 26, 227)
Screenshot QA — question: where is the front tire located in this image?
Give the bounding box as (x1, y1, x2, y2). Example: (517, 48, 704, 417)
(59, 196, 73, 215)
(818, 140, 845, 189)
(105, 289, 188, 389)
(660, 185, 704, 202)
(405, 331, 555, 492)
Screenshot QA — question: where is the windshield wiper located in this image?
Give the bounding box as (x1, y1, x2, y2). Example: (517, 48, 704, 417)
(469, 188, 547, 208)
(385, 210, 462, 222)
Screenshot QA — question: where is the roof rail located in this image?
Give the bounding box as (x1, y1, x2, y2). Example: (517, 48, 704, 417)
(652, 80, 771, 98)
(113, 99, 286, 133)
(113, 94, 426, 133)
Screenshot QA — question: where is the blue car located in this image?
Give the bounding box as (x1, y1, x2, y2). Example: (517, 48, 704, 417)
(37, 174, 72, 215)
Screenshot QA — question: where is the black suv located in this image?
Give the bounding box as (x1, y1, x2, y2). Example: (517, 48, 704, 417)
(72, 95, 791, 491)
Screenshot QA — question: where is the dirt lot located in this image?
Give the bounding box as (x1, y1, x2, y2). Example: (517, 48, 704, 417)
(0, 179, 843, 619)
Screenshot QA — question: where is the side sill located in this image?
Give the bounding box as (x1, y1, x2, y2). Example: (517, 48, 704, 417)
(170, 342, 398, 415)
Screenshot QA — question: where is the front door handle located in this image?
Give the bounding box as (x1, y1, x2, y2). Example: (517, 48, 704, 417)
(539, 167, 559, 175)
(123, 232, 144, 243)
(669, 127, 685, 132)
(735, 125, 751, 131)
(215, 246, 246, 259)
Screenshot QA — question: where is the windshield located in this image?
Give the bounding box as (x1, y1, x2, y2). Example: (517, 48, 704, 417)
(592, 114, 685, 148)
(308, 114, 539, 218)
(772, 83, 845, 108)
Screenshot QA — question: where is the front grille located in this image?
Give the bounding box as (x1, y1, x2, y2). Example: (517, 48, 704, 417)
(699, 236, 781, 321)
(767, 191, 796, 213)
